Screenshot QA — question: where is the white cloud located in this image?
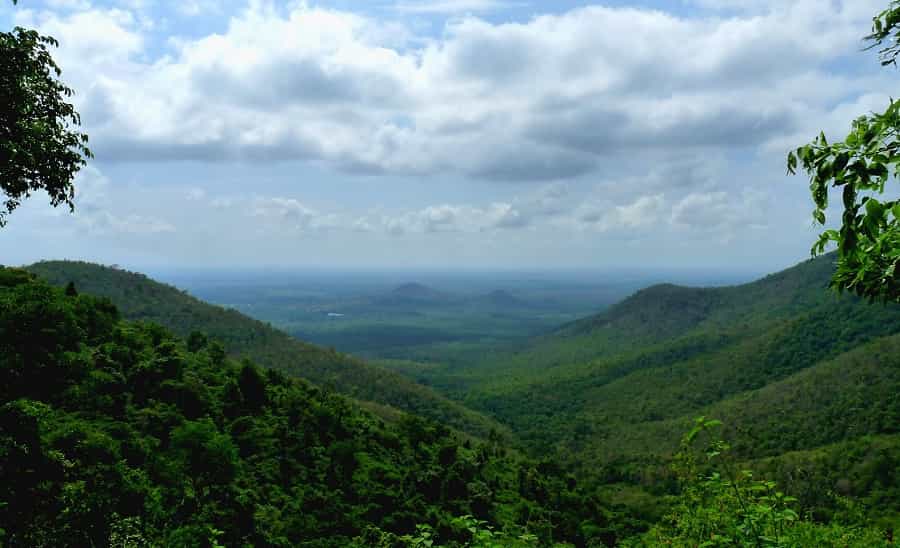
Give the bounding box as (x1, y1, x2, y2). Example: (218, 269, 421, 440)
(576, 194, 666, 233)
(176, 0, 223, 17)
(670, 192, 732, 229)
(365, 202, 524, 235)
(251, 197, 336, 232)
(77, 211, 176, 234)
(565, 181, 771, 239)
(234, 181, 571, 236)
(24, 0, 885, 183)
(185, 188, 207, 201)
(669, 188, 770, 240)
(61, 167, 178, 235)
(0, 0, 882, 269)
(15, 8, 142, 68)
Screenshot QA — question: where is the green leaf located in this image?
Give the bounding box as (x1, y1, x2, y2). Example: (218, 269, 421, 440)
(832, 151, 851, 173)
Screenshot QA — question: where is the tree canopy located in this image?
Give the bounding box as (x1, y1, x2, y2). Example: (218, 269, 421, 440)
(788, 2, 900, 303)
(0, 0, 92, 227)
(0, 267, 634, 546)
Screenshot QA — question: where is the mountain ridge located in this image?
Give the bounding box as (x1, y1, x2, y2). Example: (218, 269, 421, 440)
(24, 260, 511, 441)
(368, 253, 900, 525)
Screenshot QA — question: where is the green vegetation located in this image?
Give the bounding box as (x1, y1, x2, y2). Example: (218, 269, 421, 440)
(376, 254, 900, 531)
(6, 257, 900, 545)
(1, 0, 92, 226)
(26, 254, 900, 542)
(630, 418, 892, 547)
(0, 267, 631, 546)
(186, 278, 622, 360)
(5, 0, 900, 542)
(788, 2, 900, 302)
(25, 261, 508, 441)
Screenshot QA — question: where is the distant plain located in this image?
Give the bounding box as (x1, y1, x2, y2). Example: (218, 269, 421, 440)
(159, 267, 762, 362)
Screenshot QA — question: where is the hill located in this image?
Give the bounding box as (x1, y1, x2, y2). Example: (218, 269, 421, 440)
(7, 260, 897, 544)
(391, 282, 444, 299)
(373, 283, 450, 307)
(24, 261, 509, 441)
(381, 254, 900, 526)
(0, 267, 622, 546)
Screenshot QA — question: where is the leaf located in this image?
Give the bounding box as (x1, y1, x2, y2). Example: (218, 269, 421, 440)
(833, 151, 851, 173)
(865, 198, 885, 218)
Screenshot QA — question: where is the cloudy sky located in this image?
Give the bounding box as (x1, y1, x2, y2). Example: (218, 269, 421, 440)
(0, 0, 893, 270)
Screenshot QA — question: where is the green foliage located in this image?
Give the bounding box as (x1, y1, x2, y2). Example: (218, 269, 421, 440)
(25, 261, 511, 441)
(396, 516, 544, 547)
(13, 257, 900, 544)
(394, 254, 900, 529)
(866, 1, 900, 66)
(0, 0, 92, 227)
(751, 434, 900, 531)
(634, 418, 893, 547)
(189, 278, 611, 381)
(0, 268, 619, 546)
(787, 3, 900, 302)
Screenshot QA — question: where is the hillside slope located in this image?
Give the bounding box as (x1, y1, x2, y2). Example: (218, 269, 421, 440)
(0, 267, 617, 547)
(429, 254, 850, 388)
(464, 254, 900, 443)
(379, 254, 900, 525)
(25, 261, 509, 441)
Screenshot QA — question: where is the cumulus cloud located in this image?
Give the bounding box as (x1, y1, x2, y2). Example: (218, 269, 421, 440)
(669, 188, 770, 241)
(15, 8, 143, 68)
(77, 211, 176, 235)
(18, 0, 886, 183)
(250, 197, 340, 233)
(61, 166, 177, 235)
(350, 181, 575, 234)
(575, 194, 667, 233)
(223, 181, 573, 237)
(358, 202, 523, 235)
(316, 179, 772, 238)
(176, 0, 224, 17)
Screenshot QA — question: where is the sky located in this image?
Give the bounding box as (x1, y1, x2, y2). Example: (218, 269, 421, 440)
(0, 0, 894, 271)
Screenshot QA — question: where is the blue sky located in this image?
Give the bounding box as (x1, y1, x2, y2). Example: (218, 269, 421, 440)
(0, 0, 893, 271)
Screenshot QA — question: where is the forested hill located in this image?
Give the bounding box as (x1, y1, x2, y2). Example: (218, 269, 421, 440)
(24, 261, 508, 441)
(0, 267, 622, 546)
(387, 254, 900, 529)
(440, 253, 897, 384)
(456, 253, 900, 447)
(560, 250, 839, 341)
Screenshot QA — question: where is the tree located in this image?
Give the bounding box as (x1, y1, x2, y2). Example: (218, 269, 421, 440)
(64, 281, 78, 297)
(237, 361, 267, 412)
(0, 0, 92, 227)
(788, 2, 900, 303)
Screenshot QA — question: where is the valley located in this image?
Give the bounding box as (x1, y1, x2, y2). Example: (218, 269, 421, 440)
(23, 254, 900, 541)
(4, 0, 900, 544)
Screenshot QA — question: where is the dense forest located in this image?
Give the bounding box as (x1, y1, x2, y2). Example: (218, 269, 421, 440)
(0, 267, 637, 547)
(6, 259, 898, 546)
(364, 254, 900, 531)
(4, 0, 900, 542)
(25, 261, 508, 442)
